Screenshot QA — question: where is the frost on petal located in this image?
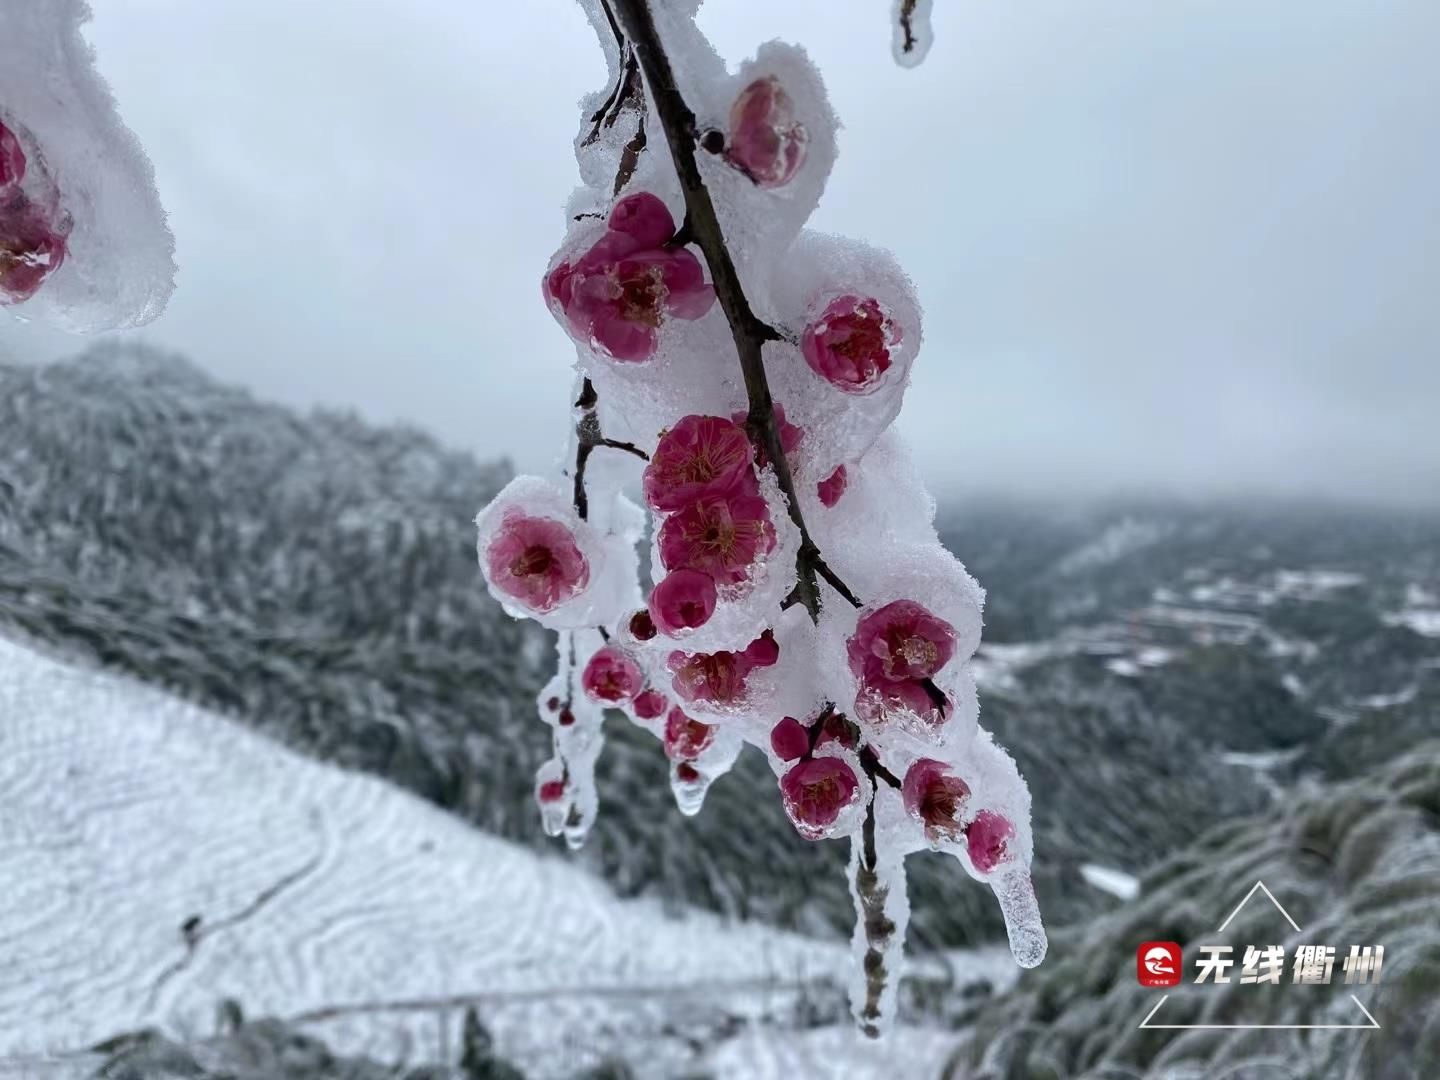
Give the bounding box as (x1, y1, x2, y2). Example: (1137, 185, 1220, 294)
(801, 294, 901, 395)
(643, 414, 755, 511)
(649, 568, 718, 635)
(581, 644, 644, 703)
(657, 490, 775, 585)
(726, 76, 809, 189)
(0, 4, 175, 330)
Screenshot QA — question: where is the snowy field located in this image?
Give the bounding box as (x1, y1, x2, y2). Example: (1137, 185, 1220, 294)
(0, 634, 970, 1078)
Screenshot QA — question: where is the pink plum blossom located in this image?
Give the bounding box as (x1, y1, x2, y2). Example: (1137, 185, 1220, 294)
(648, 567, 718, 634)
(668, 630, 780, 706)
(817, 465, 848, 508)
(726, 76, 809, 188)
(814, 710, 858, 750)
(632, 688, 668, 720)
(966, 809, 1015, 873)
(1, 191, 69, 304)
(581, 645, 644, 703)
(801, 295, 900, 394)
(657, 491, 775, 585)
(902, 759, 972, 844)
(643, 415, 755, 511)
(538, 779, 567, 804)
(483, 509, 589, 614)
(780, 757, 860, 839)
(848, 600, 957, 682)
(770, 716, 809, 761)
(664, 706, 716, 761)
(543, 192, 715, 362)
(743, 629, 780, 668)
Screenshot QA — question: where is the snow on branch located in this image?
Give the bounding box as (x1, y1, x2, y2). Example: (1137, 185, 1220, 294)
(475, 0, 1047, 1036)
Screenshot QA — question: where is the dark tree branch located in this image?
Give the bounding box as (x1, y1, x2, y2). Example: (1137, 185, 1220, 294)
(571, 377, 649, 522)
(896, 0, 922, 59)
(611, 0, 858, 625)
(853, 794, 895, 1039)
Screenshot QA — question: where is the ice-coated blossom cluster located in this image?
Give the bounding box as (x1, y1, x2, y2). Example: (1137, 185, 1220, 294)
(475, 0, 1045, 1036)
(1, 1, 174, 330)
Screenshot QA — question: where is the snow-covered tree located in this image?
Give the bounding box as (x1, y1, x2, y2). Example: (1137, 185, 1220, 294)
(475, 0, 1046, 1036)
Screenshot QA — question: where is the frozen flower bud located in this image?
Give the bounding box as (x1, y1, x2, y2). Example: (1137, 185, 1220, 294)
(966, 809, 1016, 873)
(607, 191, 675, 248)
(848, 599, 957, 682)
(780, 757, 860, 840)
(817, 465, 848, 508)
(770, 716, 809, 761)
(538, 778, 567, 804)
(543, 206, 715, 363)
(545, 696, 561, 712)
(628, 609, 658, 641)
(675, 761, 701, 784)
(0, 120, 25, 192)
(726, 76, 809, 188)
(657, 491, 775, 585)
(1, 191, 70, 305)
(482, 508, 590, 615)
(648, 568, 718, 635)
(632, 688, 668, 720)
(902, 759, 971, 844)
(581, 645, 644, 703)
(663, 706, 716, 761)
(643, 415, 756, 512)
(801, 295, 901, 394)
(742, 629, 780, 668)
(558, 707, 576, 727)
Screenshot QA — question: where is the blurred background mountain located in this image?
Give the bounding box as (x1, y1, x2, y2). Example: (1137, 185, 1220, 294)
(2, 345, 1436, 1078)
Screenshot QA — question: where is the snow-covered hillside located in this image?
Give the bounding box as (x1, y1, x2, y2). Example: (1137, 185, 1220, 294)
(0, 633, 970, 1078)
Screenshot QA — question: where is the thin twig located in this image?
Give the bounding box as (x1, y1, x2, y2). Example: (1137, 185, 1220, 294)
(853, 797, 895, 1039)
(571, 377, 649, 522)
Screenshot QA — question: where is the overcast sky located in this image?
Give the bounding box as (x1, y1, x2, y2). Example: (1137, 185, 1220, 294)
(3, 0, 1437, 505)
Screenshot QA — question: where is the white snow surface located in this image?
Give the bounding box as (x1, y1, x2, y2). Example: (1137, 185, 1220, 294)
(0, 633, 989, 1078)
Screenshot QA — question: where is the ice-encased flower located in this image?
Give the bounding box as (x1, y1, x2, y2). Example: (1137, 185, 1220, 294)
(537, 778, 567, 804)
(902, 758, 971, 844)
(780, 757, 860, 839)
(543, 192, 715, 362)
(1, 190, 70, 304)
(657, 491, 775, 585)
(649, 568, 718, 635)
(668, 631, 779, 706)
(854, 670, 951, 730)
(726, 76, 809, 188)
(817, 465, 848, 507)
(848, 599, 957, 682)
(628, 609, 658, 641)
(966, 809, 1016, 873)
(632, 688, 668, 720)
(0, 120, 25, 192)
(663, 706, 716, 761)
(770, 716, 809, 761)
(801, 295, 901, 394)
(482, 508, 590, 615)
(581, 645, 644, 703)
(643, 415, 755, 512)
(814, 710, 858, 750)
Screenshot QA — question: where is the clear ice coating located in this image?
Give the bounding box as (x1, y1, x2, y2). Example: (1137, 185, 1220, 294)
(485, 0, 1048, 1037)
(0, 0, 176, 330)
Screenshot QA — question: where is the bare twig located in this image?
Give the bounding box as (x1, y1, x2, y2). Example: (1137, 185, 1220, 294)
(571, 377, 648, 522)
(853, 797, 896, 1039)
